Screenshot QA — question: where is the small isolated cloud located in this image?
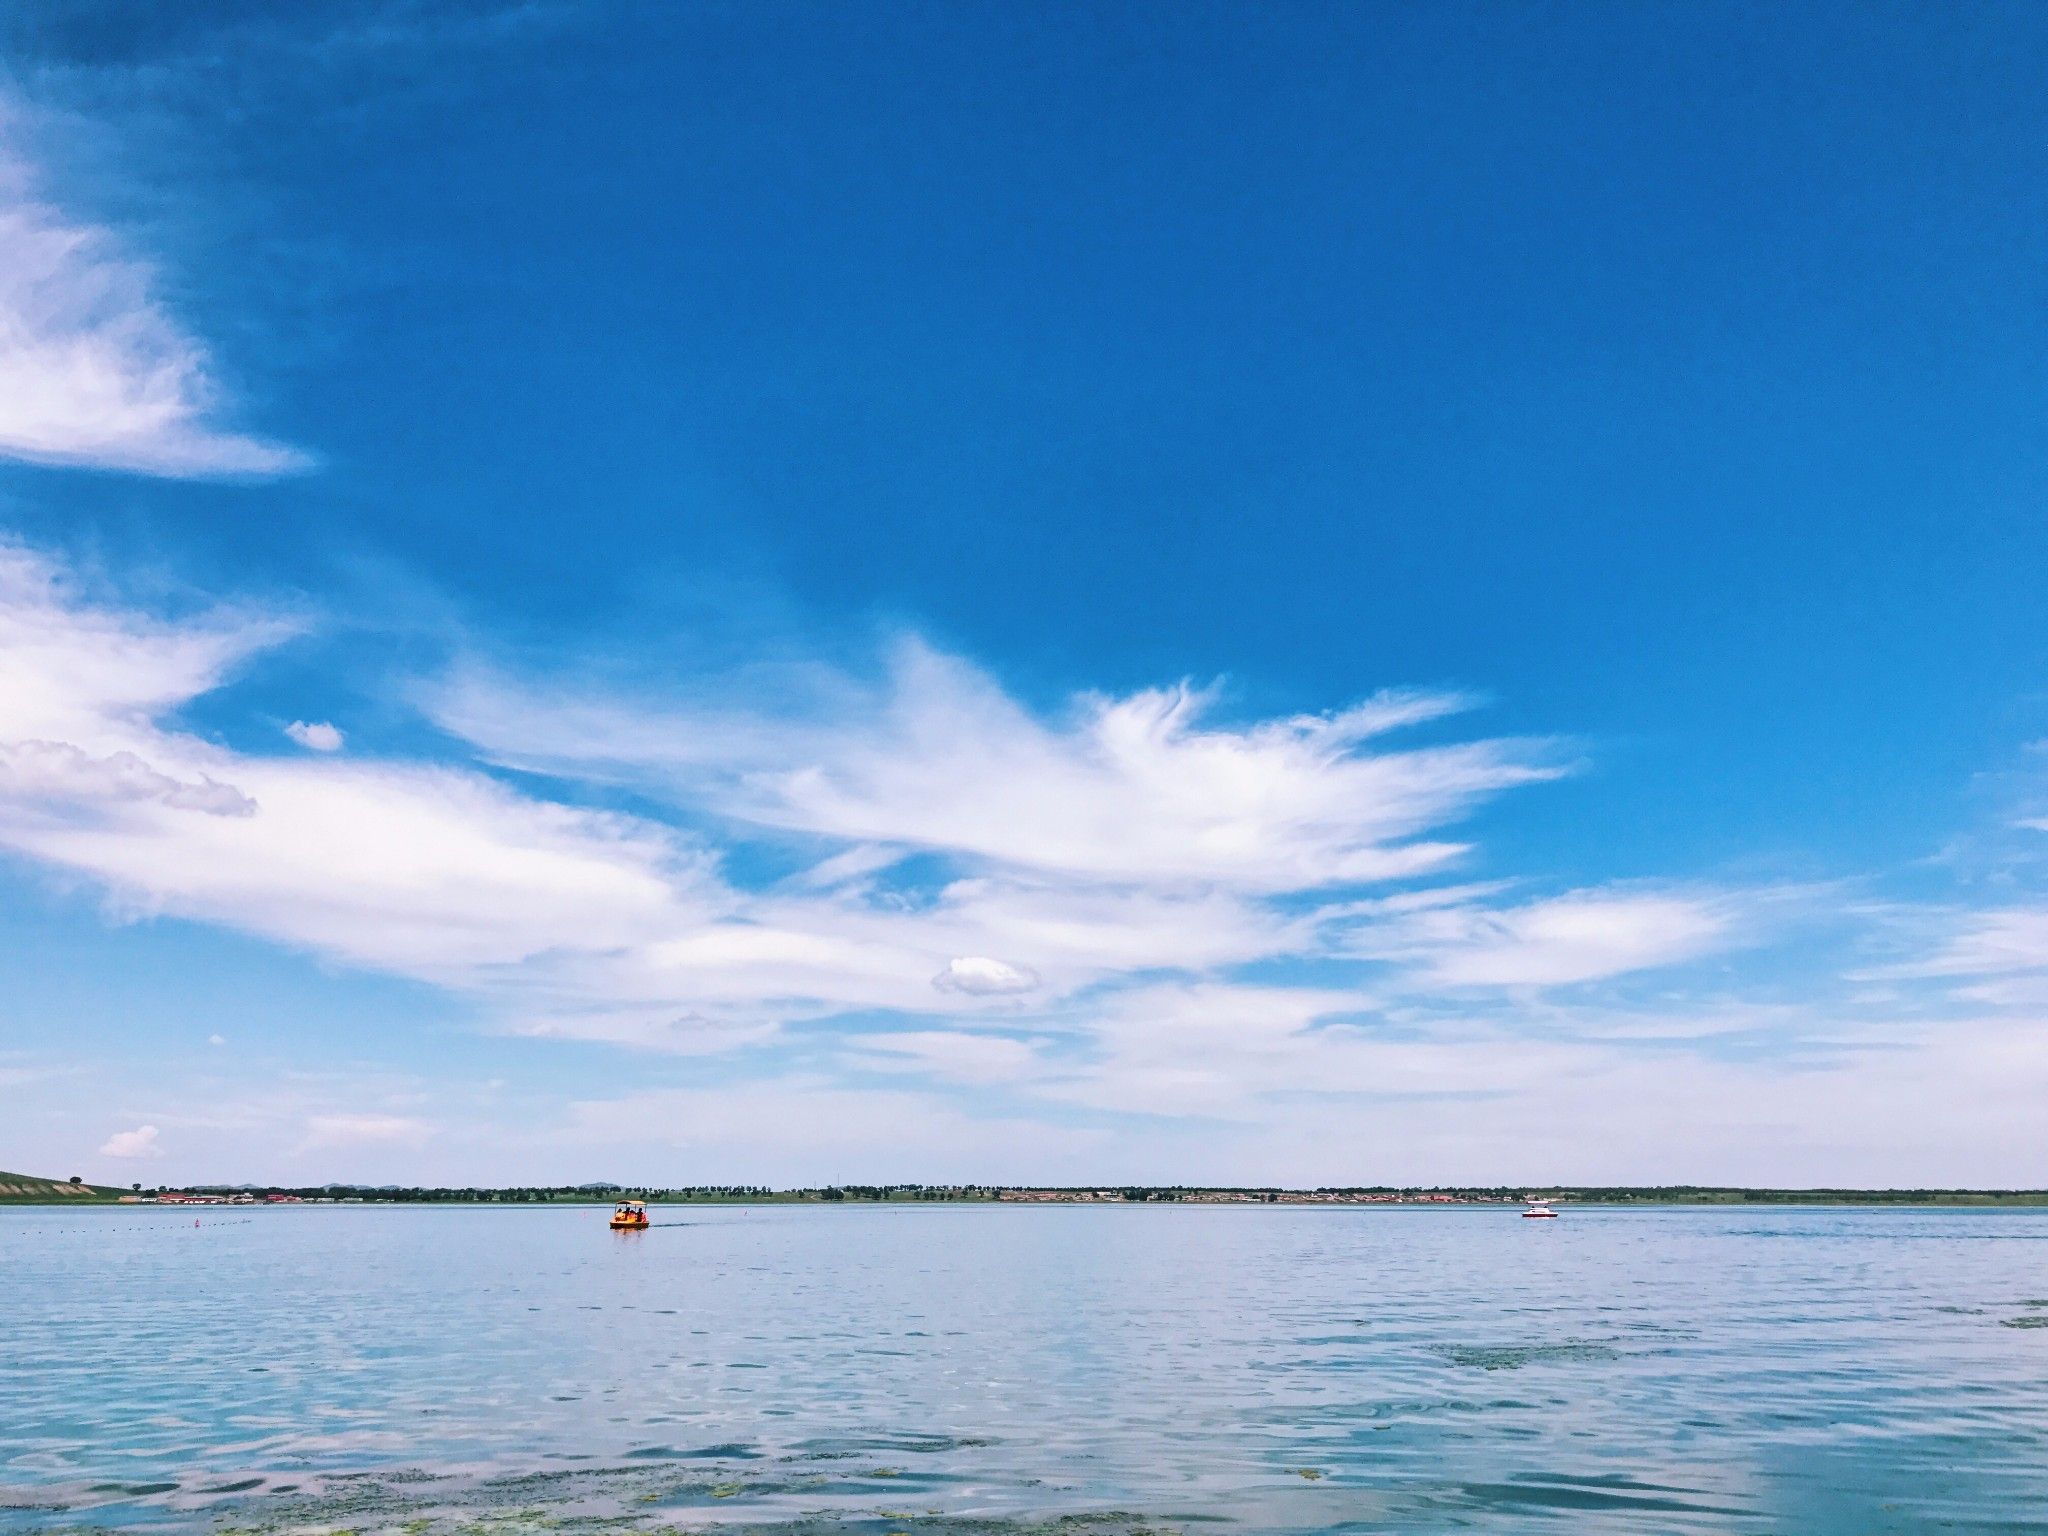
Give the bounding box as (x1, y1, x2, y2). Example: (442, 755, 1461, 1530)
(933, 955, 1040, 996)
(284, 721, 344, 752)
(100, 1123, 161, 1158)
(207, 1033, 225, 1046)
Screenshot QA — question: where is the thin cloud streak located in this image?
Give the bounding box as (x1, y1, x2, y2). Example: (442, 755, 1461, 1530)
(0, 540, 1572, 1054)
(18, 535, 2039, 1187)
(0, 116, 306, 479)
(431, 645, 1563, 893)
(1344, 887, 1739, 988)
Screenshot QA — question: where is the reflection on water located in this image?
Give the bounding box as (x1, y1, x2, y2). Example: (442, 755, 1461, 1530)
(5, 1204, 2047, 1532)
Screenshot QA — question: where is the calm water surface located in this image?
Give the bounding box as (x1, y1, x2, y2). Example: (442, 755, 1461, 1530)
(5, 1203, 2046, 1532)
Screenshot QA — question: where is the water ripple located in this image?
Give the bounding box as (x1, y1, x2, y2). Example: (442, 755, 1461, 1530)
(5, 1204, 2048, 1532)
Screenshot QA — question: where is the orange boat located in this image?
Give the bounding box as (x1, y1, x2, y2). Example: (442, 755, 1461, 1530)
(608, 1199, 649, 1230)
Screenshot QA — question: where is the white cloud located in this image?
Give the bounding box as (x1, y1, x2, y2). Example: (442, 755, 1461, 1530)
(0, 738, 256, 816)
(1100, 1012, 2048, 1188)
(1353, 887, 1734, 987)
(0, 543, 294, 743)
(285, 720, 344, 752)
(1034, 983, 1411, 1118)
(207, 1033, 226, 1046)
(556, 1078, 1104, 1184)
(0, 127, 306, 479)
(99, 1123, 161, 1158)
(504, 1008, 781, 1054)
(299, 1113, 433, 1151)
(4, 531, 1865, 1191)
(933, 955, 1039, 995)
(0, 542, 1325, 1044)
(0, 542, 720, 987)
(0, 535, 1794, 1125)
(28, 994, 2048, 1187)
(648, 876, 1301, 1021)
(536, 1006, 2048, 1186)
(1911, 908, 2048, 978)
(21, 756, 714, 977)
(433, 643, 1560, 893)
(849, 1030, 1045, 1084)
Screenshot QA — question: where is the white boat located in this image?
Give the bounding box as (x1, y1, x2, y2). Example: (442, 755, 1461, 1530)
(1521, 1200, 1559, 1219)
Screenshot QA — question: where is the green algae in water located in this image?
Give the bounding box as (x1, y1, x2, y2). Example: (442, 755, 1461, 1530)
(1435, 1342, 1621, 1371)
(185, 1461, 1198, 1536)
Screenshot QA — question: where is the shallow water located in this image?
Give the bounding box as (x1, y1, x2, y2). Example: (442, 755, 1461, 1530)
(5, 1203, 2047, 1532)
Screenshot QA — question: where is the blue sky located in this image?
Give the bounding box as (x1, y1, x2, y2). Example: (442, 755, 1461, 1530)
(2, 1, 2045, 1187)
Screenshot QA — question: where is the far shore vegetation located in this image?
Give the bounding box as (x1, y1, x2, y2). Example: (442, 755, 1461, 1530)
(0, 1169, 129, 1202)
(6, 1169, 2047, 1206)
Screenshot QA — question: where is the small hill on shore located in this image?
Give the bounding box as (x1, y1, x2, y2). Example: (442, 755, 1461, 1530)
(0, 1170, 127, 1202)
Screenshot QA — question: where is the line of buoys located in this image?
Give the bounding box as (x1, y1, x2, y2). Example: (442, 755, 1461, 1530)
(9, 1216, 258, 1236)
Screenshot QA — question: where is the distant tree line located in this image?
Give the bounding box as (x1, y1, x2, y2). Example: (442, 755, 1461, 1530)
(169, 1181, 2048, 1206)
(182, 1182, 1007, 1203)
(815, 1184, 998, 1201)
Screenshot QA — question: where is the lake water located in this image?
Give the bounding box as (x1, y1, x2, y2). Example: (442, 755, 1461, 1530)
(5, 1203, 2047, 1533)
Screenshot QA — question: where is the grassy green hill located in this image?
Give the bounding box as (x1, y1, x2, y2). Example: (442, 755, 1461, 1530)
(0, 1169, 128, 1202)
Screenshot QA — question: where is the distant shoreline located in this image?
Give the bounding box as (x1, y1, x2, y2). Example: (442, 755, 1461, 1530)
(10, 1179, 2048, 1208)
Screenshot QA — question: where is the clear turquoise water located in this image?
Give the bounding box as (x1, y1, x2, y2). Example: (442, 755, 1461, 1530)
(5, 1203, 2046, 1532)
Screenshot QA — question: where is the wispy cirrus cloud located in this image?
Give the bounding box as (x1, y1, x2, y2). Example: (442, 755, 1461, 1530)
(1345, 886, 1739, 988)
(298, 1113, 434, 1152)
(0, 112, 306, 479)
(849, 1030, 1050, 1085)
(0, 537, 1597, 1054)
(0, 540, 719, 992)
(1908, 908, 2048, 979)
(22, 533, 1992, 1187)
(431, 645, 1561, 893)
(556, 1077, 1106, 1183)
(0, 535, 1817, 1045)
